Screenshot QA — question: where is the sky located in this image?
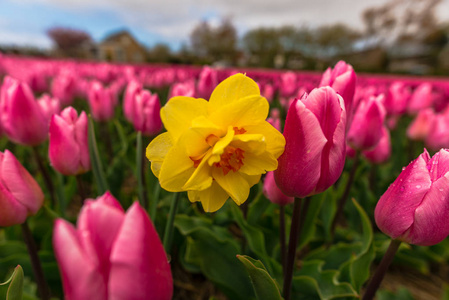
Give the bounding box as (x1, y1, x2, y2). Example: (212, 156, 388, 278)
(1, 0, 448, 51)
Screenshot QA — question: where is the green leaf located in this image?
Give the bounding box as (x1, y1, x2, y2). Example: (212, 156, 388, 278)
(292, 260, 358, 300)
(298, 196, 324, 250)
(175, 215, 254, 300)
(237, 255, 283, 300)
(88, 115, 109, 194)
(376, 287, 414, 300)
(5, 265, 23, 300)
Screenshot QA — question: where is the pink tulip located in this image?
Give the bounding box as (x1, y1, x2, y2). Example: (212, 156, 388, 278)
(274, 87, 346, 198)
(51, 72, 77, 106)
(1, 77, 48, 146)
(362, 127, 391, 164)
(267, 108, 281, 131)
(123, 79, 143, 123)
(49, 107, 90, 176)
(263, 171, 294, 206)
(407, 108, 435, 141)
(129, 90, 163, 136)
(375, 149, 449, 246)
(197, 66, 218, 99)
(38, 94, 61, 121)
(319, 61, 356, 128)
(88, 81, 117, 122)
(408, 83, 434, 114)
(169, 80, 196, 98)
(53, 192, 173, 300)
(347, 94, 386, 151)
(384, 82, 410, 115)
(424, 113, 449, 151)
(0, 150, 44, 227)
(279, 71, 297, 98)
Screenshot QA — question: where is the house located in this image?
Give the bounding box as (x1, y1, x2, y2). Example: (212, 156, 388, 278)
(98, 30, 147, 63)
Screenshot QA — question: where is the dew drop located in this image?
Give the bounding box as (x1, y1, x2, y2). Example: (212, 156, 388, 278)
(400, 186, 405, 192)
(439, 188, 444, 192)
(416, 184, 422, 189)
(402, 167, 406, 171)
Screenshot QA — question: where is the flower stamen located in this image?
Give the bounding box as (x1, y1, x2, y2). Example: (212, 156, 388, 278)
(214, 146, 245, 175)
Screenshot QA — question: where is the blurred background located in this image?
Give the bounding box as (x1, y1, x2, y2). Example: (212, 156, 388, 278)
(1, 0, 448, 75)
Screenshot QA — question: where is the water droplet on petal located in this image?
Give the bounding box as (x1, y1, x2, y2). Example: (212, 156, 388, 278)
(416, 184, 422, 189)
(439, 188, 444, 192)
(400, 186, 405, 192)
(402, 167, 406, 171)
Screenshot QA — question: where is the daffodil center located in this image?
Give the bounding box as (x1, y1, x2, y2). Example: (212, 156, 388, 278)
(214, 146, 245, 175)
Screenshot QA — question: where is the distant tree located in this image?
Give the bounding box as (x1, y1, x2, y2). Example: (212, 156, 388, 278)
(47, 27, 92, 58)
(313, 24, 361, 56)
(148, 43, 172, 63)
(242, 28, 282, 68)
(190, 18, 238, 64)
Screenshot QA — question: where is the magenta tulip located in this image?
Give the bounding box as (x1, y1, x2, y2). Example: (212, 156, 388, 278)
(53, 192, 173, 300)
(407, 108, 435, 141)
(88, 81, 117, 122)
(274, 87, 346, 198)
(263, 171, 294, 206)
(0, 150, 44, 227)
(123, 79, 143, 123)
(319, 61, 356, 128)
(375, 149, 449, 246)
(1, 77, 48, 146)
(51, 72, 77, 106)
(128, 90, 163, 136)
(347, 94, 386, 151)
(169, 80, 196, 98)
(362, 126, 391, 164)
(197, 66, 218, 99)
(408, 83, 434, 114)
(37, 94, 61, 120)
(49, 107, 90, 176)
(424, 112, 449, 151)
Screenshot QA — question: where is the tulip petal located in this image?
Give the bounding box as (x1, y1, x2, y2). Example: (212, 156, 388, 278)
(109, 202, 173, 300)
(404, 174, 449, 246)
(375, 151, 432, 239)
(0, 184, 28, 226)
(53, 219, 107, 300)
(274, 99, 327, 198)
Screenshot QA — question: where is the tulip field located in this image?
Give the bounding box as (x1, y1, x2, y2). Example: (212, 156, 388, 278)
(2, 54, 449, 300)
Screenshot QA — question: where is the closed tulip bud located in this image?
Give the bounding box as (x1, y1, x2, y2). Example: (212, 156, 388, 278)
(384, 82, 410, 115)
(425, 113, 449, 151)
(37, 94, 61, 121)
(169, 80, 196, 98)
(51, 72, 77, 106)
(49, 107, 90, 176)
(88, 81, 117, 122)
(347, 94, 386, 151)
(1, 77, 48, 146)
(319, 61, 356, 128)
(130, 90, 163, 136)
(53, 192, 173, 300)
(267, 108, 282, 131)
(363, 126, 391, 164)
(197, 66, 218, 99)
(123, 79, 143, 123)
(407, 108, 435, 141)
(280, 71, 297, 98)
(274, 87, 346, 198)
(0, 150, 44, 227)
(408, 83, 434, 114)
(375, 149, 449, 246)
(263, 171, 294, 206)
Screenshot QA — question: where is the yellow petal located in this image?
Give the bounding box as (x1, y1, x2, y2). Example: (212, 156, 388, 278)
(146, 132, 173, 177)
(188, 181, 229, 212)
(244, 122, 286, 158)
(208, 73, 261, 112)
(158, 140, 195, 192)
(239, 151, 278, 175)
(161, 96, 208, 141)
(213, 168, 250, 206)
(232, 133, 266, 155)
(209, 95, 269, 128)
(182, 150, 213, 191)
(241, 173, 262, 188)
(212, 126, 235, 155)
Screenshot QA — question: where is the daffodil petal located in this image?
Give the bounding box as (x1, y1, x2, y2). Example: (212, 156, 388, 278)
(188, 181, 229, 213)
(183, 150, 213, 191)
(209, 95, 269, 128)
(239, 151, 278, 175)
(158, 142, 194, 192)
(241, 173, 261, 187)
(161, 96, 208, 140)
(244, 122, 286, 158)
(232, 134, 266, 155)
(146, 132, 173, 177)
(213, 168, 250, 206)
(209, 73, 261, 111)
(212, 126, 235, 156)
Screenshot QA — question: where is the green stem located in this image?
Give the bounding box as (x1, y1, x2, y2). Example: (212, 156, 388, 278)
(150, 182, 161, 222)
(363, 239, 401, 300)
(330, 152, 360, 238)
(88, 116, 109, 194)
(32, 147, 56, 208)
(282, 197, 302, 300)
(279, 205, 286, 274)
(163, 192, 180, 254)
(21, 221, 50, 300)
(55, 172, 66, 218)
(136, 131, 148, 210)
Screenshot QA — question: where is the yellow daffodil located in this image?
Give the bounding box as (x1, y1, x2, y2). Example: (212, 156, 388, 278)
(146, 73, 285, 212)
